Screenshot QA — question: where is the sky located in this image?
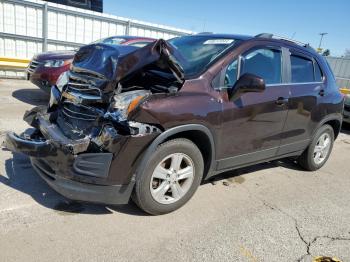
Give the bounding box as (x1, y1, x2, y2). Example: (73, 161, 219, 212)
(104, 0, 350, 57)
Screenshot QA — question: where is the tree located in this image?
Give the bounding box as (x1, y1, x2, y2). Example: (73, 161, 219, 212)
(344, 49, 350, 58)
(322, 49, 330, 56)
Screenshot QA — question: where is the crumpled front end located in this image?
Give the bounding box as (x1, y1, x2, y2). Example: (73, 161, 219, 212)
(4, 39, 184, 205)
(4, 102, 161, 204)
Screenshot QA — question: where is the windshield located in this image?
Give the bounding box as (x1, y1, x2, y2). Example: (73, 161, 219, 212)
(168, 35, 238, 76)
(92, 37, 126, 45)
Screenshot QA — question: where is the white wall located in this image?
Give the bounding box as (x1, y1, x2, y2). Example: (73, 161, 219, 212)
(0, 0, 192, 57)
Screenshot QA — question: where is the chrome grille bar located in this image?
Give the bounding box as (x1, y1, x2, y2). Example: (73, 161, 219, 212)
(27, 59, 41, 73)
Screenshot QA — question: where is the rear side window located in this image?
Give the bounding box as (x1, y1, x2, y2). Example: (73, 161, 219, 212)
(241, 48, 282, 84)
(291, 55, 314, 83)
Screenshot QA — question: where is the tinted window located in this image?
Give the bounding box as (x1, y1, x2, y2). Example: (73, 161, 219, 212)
(168, 36, 238, 76)
(291, 55, 314, 83)
(126, 42, 153, 48)
(91, 37, 126, 45)
(241, 48, 282, 84)
(102, 37, 126, 45)
(224, 60, 238, 87)
(314, 61, 323, 82)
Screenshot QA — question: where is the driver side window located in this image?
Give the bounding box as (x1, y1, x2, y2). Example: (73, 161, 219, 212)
(212, 59, 238, 89)
(212, 47, 282, 90)
(241, 48, 282, 85)
(224, 60, 238, 88)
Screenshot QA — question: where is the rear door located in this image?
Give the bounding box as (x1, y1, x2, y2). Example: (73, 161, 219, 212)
(216, 45, 291, 170)
(278, 49, 325, 155)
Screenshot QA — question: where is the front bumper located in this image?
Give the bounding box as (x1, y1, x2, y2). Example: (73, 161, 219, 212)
(4, 106, 158, 205)
(31, 158, 134, 205)
(5, 131, 134, 205)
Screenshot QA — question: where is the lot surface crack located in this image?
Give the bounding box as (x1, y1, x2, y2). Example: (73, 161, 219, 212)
(241, 185, 350, 262)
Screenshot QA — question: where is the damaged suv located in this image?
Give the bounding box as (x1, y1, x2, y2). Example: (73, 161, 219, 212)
(5, 33, 344, 215)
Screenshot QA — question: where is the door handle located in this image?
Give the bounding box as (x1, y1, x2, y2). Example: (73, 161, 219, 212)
(319, 89, 325, 96)
(275, 97, 288, 106)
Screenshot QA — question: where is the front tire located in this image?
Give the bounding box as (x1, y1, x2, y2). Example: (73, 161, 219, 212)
(298, 124, 334, 171)
(133, 138, 204, 215)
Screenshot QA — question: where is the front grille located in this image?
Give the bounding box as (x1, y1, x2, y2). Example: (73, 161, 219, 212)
(67, 75, 102, 98)
(27, 60, 40, 73)
(62, 101, 101, 121)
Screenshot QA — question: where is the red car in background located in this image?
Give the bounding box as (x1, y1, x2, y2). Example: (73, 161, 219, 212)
(26, 36, 155, 92)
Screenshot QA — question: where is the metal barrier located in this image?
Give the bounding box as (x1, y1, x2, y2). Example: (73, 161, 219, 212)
(0, 57, 30, 68)
(325, 56, 350, 89)
(0, 57, 30, 78)
(0, 0, 194, 77)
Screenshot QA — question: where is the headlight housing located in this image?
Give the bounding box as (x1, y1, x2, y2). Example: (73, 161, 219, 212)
(108, 90, 151, 121)
(43, 59, 69, 67)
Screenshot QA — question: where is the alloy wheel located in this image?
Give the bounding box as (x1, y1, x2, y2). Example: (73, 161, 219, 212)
(313, 133, 331, 165)
(150, 153, 195, 204)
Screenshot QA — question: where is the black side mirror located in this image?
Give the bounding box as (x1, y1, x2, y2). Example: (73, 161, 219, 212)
(228, 73, 266, 101)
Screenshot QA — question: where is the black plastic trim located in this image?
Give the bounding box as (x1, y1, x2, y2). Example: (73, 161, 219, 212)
(313, 114, 343, 139)
(4, 132, 55, 157)
(73, 153, 113, 178)
(216, 147, 277, 171)
(277, 139, 310, 156)
(32, 158, 134, 205)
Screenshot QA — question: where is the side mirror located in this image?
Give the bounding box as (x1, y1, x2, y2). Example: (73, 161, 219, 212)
(228, 73, 266, 101)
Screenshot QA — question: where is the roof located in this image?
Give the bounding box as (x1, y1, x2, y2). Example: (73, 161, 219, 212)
(192, 33, 317, 54)
(103, 35, 156, 41)
(192, 33, 253, 41)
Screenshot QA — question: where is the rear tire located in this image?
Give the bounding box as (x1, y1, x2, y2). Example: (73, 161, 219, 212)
(297, 124, 334, 171)
(133, 138, 204, 215)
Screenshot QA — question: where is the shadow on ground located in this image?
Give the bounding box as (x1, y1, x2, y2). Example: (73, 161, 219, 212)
(341, 122, 350, 135)
(0, 149, 305, 216)
(204, 158, 303, 185)
(0, 150, 147, 216)
(12, 89, 49, 106)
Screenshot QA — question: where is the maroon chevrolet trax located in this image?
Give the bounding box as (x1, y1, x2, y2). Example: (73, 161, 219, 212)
(26, 36, 155, 92)
(5, 33, 344, 215)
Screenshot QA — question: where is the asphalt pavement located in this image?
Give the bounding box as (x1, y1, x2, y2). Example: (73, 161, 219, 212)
(0, 79, 349, 262)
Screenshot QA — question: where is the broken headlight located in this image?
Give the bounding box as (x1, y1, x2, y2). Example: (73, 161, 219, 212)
(109, 90, 151, 121)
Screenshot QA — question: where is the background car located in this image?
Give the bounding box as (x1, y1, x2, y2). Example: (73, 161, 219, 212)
(343, 91, 350, 124)
(26, 36, 156, 93)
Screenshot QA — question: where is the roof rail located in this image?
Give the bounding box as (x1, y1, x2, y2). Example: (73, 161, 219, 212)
(196, 32, 214, 35)
(255, 33, 312, 49)
(255, 33, 273, 38)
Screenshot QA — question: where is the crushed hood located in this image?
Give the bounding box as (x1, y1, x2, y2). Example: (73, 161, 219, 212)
(71, 39, 185, 90)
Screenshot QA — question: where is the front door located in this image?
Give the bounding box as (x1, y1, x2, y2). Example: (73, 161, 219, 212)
(216, 46, 290, 170)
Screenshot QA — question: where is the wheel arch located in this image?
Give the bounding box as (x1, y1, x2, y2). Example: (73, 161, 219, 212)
(136, 124, 216, 181)
(313, 114, 342, 140)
